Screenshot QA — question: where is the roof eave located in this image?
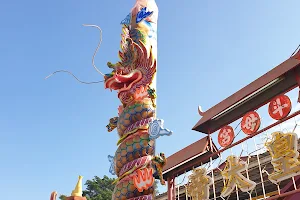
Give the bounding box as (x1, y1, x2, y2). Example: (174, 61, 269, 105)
(193, 56, 300, 134)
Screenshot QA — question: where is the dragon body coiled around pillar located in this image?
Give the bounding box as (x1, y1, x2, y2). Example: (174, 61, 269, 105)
(104, 0, 169, 199)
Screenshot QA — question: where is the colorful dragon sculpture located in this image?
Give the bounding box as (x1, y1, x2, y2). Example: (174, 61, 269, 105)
(105, 0, 172, 199)
(48, 0, 172, 199)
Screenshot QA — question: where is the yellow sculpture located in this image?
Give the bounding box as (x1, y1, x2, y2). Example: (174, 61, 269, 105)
(187, 168, 212, 200)
(265, 132, 300, 183)
(50, 176, 85, 200)
(221, 155, 256, 197)
(71, 175, 83, 197)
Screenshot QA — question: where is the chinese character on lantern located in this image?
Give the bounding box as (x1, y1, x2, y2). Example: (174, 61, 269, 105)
(268, 95, 292, 120)
(218, 126, 234, 147)
(187, 168, 212, 200)
(241, 111, 261, 135)
(221, 155, 256, 197)
(265, 131, 300, 183)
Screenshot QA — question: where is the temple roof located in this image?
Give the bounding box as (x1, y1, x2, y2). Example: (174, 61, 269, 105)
(163, 136, 219, 179)
(193, 49, 300, 134)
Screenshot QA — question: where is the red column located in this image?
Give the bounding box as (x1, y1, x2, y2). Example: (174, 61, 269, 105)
(167, 176, 176, 200)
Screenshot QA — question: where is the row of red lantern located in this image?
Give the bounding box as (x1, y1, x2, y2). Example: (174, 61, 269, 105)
(218, 94, 292, 147)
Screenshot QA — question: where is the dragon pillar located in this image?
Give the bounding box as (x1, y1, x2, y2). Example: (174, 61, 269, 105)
(105, 0, 172, 199)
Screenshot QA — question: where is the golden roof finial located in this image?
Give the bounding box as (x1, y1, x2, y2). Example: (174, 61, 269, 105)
(71, 175, 83, 197)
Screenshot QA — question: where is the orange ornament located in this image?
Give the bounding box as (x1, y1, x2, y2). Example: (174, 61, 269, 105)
(268, 95, 292, 120)
(133, 168, 154, 192)
(218, 126, 234, 147)
(241, 111, 261, 135)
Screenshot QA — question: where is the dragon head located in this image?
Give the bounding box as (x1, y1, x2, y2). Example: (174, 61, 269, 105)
(104, 0, 158, 107)
(104, 38, 156, 105)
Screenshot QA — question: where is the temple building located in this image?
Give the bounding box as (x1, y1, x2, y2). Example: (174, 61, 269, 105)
(156, 139, 300, 199)
(157, 48, 300, 199)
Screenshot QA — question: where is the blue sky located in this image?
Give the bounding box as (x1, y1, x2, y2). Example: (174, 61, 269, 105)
(1, 0, 300, 199)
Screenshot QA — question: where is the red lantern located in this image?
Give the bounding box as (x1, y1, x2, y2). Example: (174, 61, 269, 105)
(218, 126, 234, 147)
(268, 95, 292, 120)
(241, 111, 261, 135)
